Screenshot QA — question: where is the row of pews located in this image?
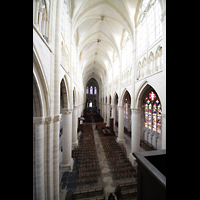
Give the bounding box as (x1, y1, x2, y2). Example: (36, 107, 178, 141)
(72, 187, 104, 200)
(72, 181, 137, 200)
(100, 136, 136, 181)
(73, 124, 101, 186)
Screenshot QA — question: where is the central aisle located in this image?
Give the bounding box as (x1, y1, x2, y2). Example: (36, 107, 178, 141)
(92, 123, 116, 199)
(60, 121, 137, 200)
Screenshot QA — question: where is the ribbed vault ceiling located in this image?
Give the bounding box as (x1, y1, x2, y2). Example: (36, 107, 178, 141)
(71, 0, 139, 87)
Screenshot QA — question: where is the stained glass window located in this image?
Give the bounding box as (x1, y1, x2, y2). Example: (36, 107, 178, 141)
(148, 104, 152, 129)
(90, 86, 93, 94)
(94, 87, 97, 95)
(144, 91, 161, 133)
(124, 103, 128, 119)
(149, 91, 156, 100)
(145, 104, 148, 127)
(86, 87, 89, 94)
(157, 104, 161, 133)
(156, 99, 159, 104)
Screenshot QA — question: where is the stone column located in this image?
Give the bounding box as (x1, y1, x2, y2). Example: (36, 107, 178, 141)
(61, 108, 73, 170)
(161, 113, 166, 149)
(130, 108, 141, 153)
(38, 3, 45, 32)
(129, 109, 140, 165)
(33, 117, 45, 200)
(53, 114, 62, 200)
(103, 104, 106, 123)
(145, 131, 148, 141)
(161, 9, 166, 150)
(117, 106, 125, 143)
(45, 116, 54, 200)
(34, 0, 40, 25)
(45, 19, 49, 39)
(42, 17, 46, 36)
(53, 0, 62, 199)
(111, 105, 115, 131)
(107, 103, 110, 126)
(147, 131, 150, 143)
(127, 105, 131, 132)
(99, 102, 101, 115)
(72, 106, 78, 148)
(77, 105, 81, 118)
(54, 0, 61, 115)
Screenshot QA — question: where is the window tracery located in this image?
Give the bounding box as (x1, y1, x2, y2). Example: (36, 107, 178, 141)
(144, 91, 161, 133)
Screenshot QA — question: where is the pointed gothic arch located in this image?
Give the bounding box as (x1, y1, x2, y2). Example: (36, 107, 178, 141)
(136, 82, 162, 111)
(33, 73, 43, 117)
(119, 88, 131, 106)
(33, 49, 50, 117)
(60, 78, 69, 109)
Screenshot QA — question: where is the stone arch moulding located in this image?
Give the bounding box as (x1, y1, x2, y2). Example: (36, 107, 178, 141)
(119, 88, 132, 106)
(33, 50, 50, 117)
(112, 91, 119, 105)
(135, 80, 162, 110)
(60, 76, 70, 109)
(33, 72, 43, 117)
(64, 75, 71, 107)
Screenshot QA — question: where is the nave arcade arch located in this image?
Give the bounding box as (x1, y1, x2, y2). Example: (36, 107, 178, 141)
(137, 84, 162, 150)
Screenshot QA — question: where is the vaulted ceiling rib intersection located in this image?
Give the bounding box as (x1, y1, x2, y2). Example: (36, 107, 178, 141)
(72, 0, 139, 87)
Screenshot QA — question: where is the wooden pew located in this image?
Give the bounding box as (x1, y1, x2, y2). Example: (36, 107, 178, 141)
(121, 188, 137, 197)
(118, 181, 137, 190)
(72, 187, 103, 200)
(78, 195, 105, 200)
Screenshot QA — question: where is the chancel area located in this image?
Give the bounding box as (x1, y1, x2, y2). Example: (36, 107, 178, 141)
(33, 0, 166, 199)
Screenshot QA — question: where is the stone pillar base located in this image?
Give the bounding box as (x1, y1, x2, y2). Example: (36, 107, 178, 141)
(129, 153, 137, 166)
(60, 158, 74, 171)
(72, 140, 78, 149)
(116, 137, 125, 144)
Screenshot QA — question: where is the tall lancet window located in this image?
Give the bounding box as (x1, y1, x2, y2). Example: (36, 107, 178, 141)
(144, 91, 161, 133)
(124, 103, 128, 119)
(86, 87, 89, 94)
(90, 86, 93, 94)
(94, 87, 97, 95)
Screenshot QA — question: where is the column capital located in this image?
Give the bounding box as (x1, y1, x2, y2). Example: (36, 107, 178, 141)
(53, 114, 62, 122)
(118, 105, 123, 109)
(45, 116, 54, 124)
(131, 108, 141, 112)
(73, 106, 78, 110)
(62, 108, 73, 115)
(111, 104, 116, 109)
(33, 117, 45, 125)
